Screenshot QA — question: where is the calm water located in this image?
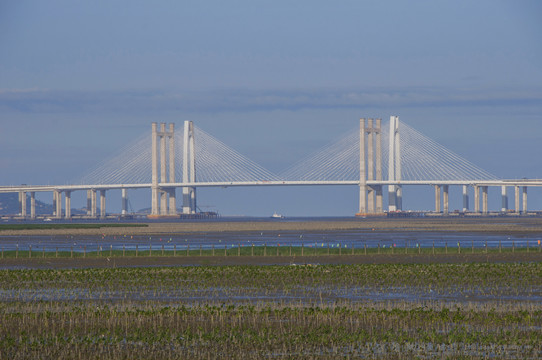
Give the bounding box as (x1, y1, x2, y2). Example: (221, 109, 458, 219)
(0, 217, 540, 252)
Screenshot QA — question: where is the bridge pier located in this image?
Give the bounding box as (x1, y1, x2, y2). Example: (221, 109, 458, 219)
(100, 190, 106, 218)
(30, 192, 36, 219)
(482, 186, 488, 215)
(375, 119, 383, 213)
(375, 185, 383, 213)
(434, 185, 441, 213)
(65, 191, 71, 219)
(357, 118, 382, 215)
(443, 185, 449, 214)
(514, 185, 521, 215)
(358, 119, 367, 214)
(367, 119, 375, 213)
(52, 192, 56, 217)
(53, 190, 62, 219)
(91, 189, 97, 218)
(463, 185, 469, 212)
(182, 120, 197, 214)
(523, 186, 528, 214)
(501, 186, 508, 213)
(19, 191, 27, 218)
(160, 190, 168, 215)
(121, 189, 128, 215)
(168, 123, 177, 215)
(86, 190, 91, 216)
(388, 116, 401, 212)
(160, 123, 168, 215)
(474, 185, 480, 213)
(167, 188, 176, 215)
(151, 122, 176, 216)
(151, 122, 159, 215)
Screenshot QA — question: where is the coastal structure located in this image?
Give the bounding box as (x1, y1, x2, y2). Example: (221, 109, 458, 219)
(1, 118, 541, 218)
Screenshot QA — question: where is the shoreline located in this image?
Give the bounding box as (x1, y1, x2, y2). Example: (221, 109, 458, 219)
(2, 217, 542, 236)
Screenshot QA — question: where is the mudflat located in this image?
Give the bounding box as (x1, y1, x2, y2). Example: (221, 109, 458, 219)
(2, 217, 542, 236)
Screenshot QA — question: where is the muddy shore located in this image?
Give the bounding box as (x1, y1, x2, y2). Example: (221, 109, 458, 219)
(2, 217, 542, 236)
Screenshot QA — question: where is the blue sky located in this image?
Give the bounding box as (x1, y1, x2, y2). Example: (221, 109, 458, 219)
(1, 1, 541, 215)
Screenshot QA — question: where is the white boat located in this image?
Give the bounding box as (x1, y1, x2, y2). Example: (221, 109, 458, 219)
(271, 212, 284, 219)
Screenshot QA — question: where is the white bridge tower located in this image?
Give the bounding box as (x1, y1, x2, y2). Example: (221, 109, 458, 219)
(182, 120, 197, 214)
(388, 116, 402, 212)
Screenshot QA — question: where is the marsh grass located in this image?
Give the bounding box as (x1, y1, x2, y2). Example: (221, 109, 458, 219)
(1, 300, 541, 359)
(1, 242, 539, 259)
(0, 263, 541, 358)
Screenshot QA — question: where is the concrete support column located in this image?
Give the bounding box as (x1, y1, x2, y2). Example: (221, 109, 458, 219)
(358, 119, 367, 215)
(160, 123, 168, 215)
(182, 120, 196, 214)
(151, 122, 159, 215)
(396, 186, 403, 212)
(87, 190, 92, 216)
(462, 185, 469, 212)
(30, 192, 36, 220)
(375, 119, 383, 213)
(54, 190, 62, 219)
(52, 191, 57, 217)
(168, 189, 176, 215)
(20, 191, 27, 218)
(91, 189, 97, 218)
(522, 186, 528, 214)
(395, 117, 402, 211)
(514, 185, 520, 214)
(121, 188, 128, 215)
(189, 122, 196, 213)
(65, 191, 71, 219)
(169, 123, 176, 215)
(474, 185, 480, 213)
(482, 186, 488, 215)
(375, 186, 383, 213)
(367, 187, 375, 214)
(501, 186, 508, 213)
(443, 185, 449, 215)
(435, 185, 441, 213)
(367, 119, 375, 213)
(388, 116, 402, 211)
(388, 186, 397, 212)
(160, 190, 168, 215)
(100, 190, 106, 218)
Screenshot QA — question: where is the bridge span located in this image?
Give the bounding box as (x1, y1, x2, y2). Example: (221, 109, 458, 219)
(1, 117, 541, 219)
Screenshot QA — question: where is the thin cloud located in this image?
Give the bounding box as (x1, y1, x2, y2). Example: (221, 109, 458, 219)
(1, 87, 541, 114)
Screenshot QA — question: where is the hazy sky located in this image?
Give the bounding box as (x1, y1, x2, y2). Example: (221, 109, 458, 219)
(1, 1, 542, 215)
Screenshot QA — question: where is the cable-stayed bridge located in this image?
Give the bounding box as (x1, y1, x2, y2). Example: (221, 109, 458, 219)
(1, 117, 541, 219)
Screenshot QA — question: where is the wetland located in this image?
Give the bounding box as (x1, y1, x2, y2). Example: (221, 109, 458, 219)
(1, 217, 541, 358)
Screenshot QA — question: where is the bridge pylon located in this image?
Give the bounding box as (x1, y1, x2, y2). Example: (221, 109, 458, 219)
(182, 120, 197, 214)
(388, 115, 402, 212)
(150, 122, 176, 217)
(357, 118, 383, 216)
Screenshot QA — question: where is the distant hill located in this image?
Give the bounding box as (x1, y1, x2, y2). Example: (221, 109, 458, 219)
(0, 193, 84, 216)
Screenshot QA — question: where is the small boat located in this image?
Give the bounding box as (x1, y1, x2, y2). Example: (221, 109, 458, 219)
(271, 212, 284, 219)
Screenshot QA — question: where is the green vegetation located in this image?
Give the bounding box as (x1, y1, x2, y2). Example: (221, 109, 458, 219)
(0, 223, 148, 231)
(0, 240, 539, 258)
(1, 263, 541, 358)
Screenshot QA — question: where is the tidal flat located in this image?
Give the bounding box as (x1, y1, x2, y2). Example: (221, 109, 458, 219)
(1, 263, 541, 359)
(3, 216, 542, 237)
